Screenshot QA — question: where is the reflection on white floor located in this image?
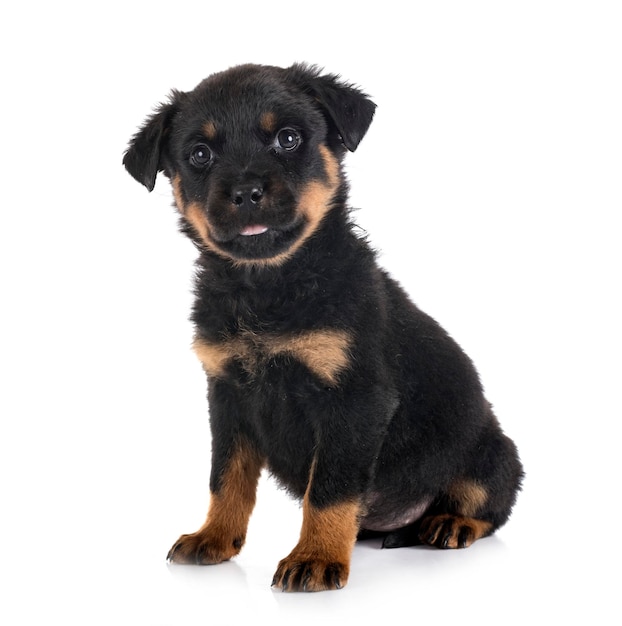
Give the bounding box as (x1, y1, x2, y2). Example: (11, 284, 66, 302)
(3, 468, 615, 626)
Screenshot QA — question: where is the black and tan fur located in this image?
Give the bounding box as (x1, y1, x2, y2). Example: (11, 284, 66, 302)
(123, 63, 523, 592)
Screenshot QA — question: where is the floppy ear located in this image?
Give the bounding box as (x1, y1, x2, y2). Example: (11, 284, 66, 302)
(289, 64, 376, 152)
(123, 93, 180, 191)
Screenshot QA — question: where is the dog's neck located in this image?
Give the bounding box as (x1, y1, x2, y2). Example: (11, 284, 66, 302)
(190, 204, 377, 335)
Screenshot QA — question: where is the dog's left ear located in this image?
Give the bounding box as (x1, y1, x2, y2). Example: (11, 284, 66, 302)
(123, 92, 181, 191)
(290, 64, 376, 152)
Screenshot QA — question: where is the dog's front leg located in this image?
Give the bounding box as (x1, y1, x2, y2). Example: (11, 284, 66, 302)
(272, 477, 361, 592)
(167, 437, 263, 565)
(271, 384, 394, 592)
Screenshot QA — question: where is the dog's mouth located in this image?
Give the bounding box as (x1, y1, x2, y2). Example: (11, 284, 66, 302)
(208, 216, 306, 262)
(239, 224, 269, 237)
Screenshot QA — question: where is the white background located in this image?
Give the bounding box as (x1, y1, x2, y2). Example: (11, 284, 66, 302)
(1, 1, 620, 624)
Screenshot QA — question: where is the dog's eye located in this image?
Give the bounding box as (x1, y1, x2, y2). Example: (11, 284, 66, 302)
(276, 128, 301, 151)
(190, 144, 213, 168)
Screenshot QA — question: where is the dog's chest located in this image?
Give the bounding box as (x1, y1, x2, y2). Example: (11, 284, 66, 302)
(193, 328, 352, 386)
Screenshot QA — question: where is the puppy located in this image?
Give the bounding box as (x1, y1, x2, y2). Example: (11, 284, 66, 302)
(123, 63, 523, 592)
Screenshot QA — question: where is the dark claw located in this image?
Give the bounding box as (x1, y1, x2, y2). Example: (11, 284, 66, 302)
(458, 526, 471, 549)
(423, 521, 438, 545)
(301, 565, 313, 592)
(281, 568, 292, 592)
(195, 544, 206, 565)
(293, 564, 307, 591)
(324, 563, 341, 589)
(439, 518, 455, 548)
(290, 568, 304, 591)
(166, 543, 179, 562)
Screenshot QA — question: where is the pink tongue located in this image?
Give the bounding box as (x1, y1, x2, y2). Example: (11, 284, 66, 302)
(240, 225, 269, 236)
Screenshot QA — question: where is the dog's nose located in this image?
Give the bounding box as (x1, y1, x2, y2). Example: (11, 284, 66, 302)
(232, 183, 263, 209)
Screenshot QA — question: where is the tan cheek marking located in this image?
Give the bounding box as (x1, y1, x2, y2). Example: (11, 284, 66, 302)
(171, 174, 186, 212)
(174, 176, 244, 262)
(268, 329, 352, 385)
(172, 175, 217, 249)
(203, 120, 217, 140)
(260, 111, 277, 133)
(448, 480, 488, 517)
(297, 144, 340, 229)
(185, 202, 212, 247)
(318, 143, 340, 187)
(242, 144, 340, 269)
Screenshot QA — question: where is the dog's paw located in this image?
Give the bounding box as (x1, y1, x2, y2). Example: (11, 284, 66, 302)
(418, 514, 492, 549)
(272, 556, 349, 592)
(166, 530, 243, 565)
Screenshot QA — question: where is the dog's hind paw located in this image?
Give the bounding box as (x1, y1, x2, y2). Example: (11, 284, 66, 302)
(418, 514, 492, 549)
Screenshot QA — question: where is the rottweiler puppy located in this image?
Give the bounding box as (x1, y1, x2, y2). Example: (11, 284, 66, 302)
(123, 63, 523, 592)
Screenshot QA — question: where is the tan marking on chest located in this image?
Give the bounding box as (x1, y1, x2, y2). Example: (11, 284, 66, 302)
(193, 328, 352, 385)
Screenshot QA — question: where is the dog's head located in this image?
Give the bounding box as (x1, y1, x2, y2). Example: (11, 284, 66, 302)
(123, 63, 375, 265)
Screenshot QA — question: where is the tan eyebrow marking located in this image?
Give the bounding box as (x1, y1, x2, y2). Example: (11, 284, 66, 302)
(202, 120, 217, 139)
(260, 111, 277, 133)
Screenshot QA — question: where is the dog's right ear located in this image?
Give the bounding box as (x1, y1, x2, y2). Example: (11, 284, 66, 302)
(123, 93, 181, 191)
(286, 64, 376, 153)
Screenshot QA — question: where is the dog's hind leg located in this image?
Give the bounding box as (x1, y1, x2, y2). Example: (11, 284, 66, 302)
(381, 480, 496, 550)
(384, 422, 523, 550)
(421, 424, 523, 549)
